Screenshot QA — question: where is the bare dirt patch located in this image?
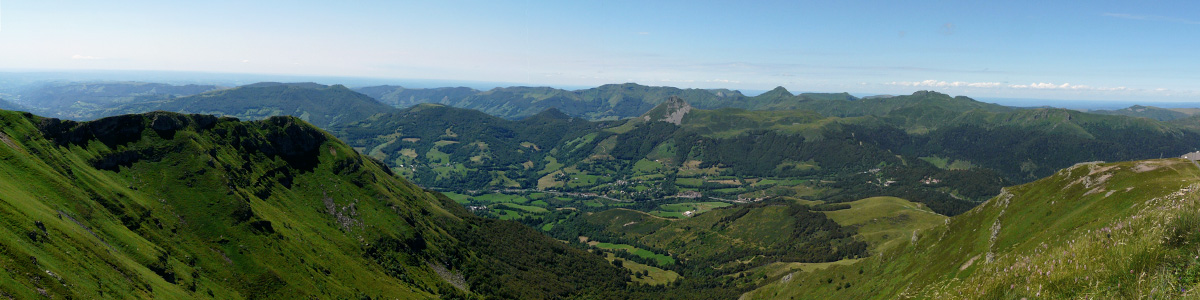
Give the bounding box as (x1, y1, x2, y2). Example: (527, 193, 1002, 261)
(960, 254, 981, 271)
(1133, 162, 1165, 173)
(0, 132, 23, 153)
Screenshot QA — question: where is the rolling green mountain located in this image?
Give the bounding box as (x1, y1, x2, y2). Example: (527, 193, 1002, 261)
(538, 196, 947, 290)
(335, 97, 1006, 215)
(1091, 105, 1199, 121)
(9, 79, 1200, 299)
(0, 109, 654, 299)
(334, 103, 604, 189)
(100, 82, 396, 128)
(334, 92, 1200, 217)
(355, 85, 482, 109)
(355, 83, 860, 120)
(550, 201, 870, 273)
(748, 158, 1200, 299)
(16, 81, 219, 119)
(1171, 115, 1200, 131)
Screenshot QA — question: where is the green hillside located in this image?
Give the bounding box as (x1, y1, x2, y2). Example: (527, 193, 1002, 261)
(539, 196, 955, 292)
(333, 104, 601, 189)
(335, 92, 1200, 216)
(354, 85, 480, 109)
(914, 107, 1200, 181)
(43, 84, 1196, 215)
(748, 158, 1200, 299)
(0, 109, 643, 299)
(820, 196, 947, 254)
(1172, 115, 1200, 131)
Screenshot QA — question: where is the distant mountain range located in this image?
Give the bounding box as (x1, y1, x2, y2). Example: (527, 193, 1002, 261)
(10, 81, 1193, 216)
(1090, 105, 1200, 121)
(354, 83, 858, 120)
(332, 90, 1200, 216)
(4, 80, 1200, 298)
(15, 81, 219, 119)
(99, 82, 394, 128)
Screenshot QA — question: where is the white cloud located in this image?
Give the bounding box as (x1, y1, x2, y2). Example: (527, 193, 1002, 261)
(1008, 82, 1131, 91)
(1102, 13, 1200, 25)
(71, 54, 101, 60)
(887, 80, 1004, 88)
(888, 80, 1140, 92)
(706, 79, 740, 83)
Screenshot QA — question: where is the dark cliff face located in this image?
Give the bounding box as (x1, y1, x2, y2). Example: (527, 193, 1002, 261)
(35, 112, 328, 172)
(36, 112, 221, 148)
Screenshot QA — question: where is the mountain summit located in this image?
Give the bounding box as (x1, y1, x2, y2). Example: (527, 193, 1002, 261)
(640, 96, 692, 125)
(760, 86, 794, 98)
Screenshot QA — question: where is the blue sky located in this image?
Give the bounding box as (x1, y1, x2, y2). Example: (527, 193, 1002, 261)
(1, 0, 1197, 101)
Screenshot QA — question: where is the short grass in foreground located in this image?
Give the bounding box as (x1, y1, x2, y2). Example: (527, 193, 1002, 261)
(820, 196, 947, 253)
(749, 159, 1200, 299)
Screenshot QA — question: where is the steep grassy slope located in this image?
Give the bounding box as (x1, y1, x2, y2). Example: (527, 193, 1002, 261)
(0, 110, 630, 299)
(820, 196, 947, 254)
(748, 158, 1200, 299)
(101, 83, 395, 128)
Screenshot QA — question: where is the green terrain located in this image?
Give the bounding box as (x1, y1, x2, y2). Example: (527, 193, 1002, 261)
(748, 158, 1200, 299)
(355, 83, 857, 120)
(0, 110, 655, 299)
(1091, 105, 1200, 121)
(335, 91, 1200, 217)
(5, 81, 1200, 299)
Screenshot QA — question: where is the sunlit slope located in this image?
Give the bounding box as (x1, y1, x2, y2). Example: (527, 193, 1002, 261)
(0, 110, 626, 299)
(820, 196, 947, 254)
(0, 111, 450, 298)
(749, 158, 1200, 299)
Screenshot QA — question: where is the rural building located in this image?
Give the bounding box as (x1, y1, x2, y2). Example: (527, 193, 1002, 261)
(1183, 151, 1200, 161)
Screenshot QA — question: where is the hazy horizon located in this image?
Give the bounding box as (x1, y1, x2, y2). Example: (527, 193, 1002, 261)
(2, 69, 1197, 111)
(2, 1, 1198, 103)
